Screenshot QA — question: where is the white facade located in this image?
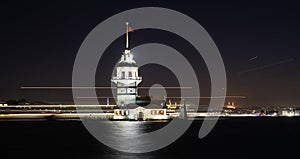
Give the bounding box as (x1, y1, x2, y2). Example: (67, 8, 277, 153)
(113, 106, 169, 120)
(111, 51, 142, 106)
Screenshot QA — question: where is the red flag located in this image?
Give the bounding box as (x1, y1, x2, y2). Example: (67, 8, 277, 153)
(128, 26, 134, 32)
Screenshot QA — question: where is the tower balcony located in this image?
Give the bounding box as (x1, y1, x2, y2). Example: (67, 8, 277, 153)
(111, 76, 142, 85)
(111, 76, 142, 80)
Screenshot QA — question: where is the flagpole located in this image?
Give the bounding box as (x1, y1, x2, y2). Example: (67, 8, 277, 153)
(126, 22, 129, 49)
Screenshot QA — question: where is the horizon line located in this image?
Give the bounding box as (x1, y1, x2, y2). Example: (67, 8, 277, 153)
(20, 86, 193, 89)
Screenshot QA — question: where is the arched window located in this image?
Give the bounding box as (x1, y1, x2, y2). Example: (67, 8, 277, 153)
(121, 71, 125, 79)
(128, 71, 132, 78)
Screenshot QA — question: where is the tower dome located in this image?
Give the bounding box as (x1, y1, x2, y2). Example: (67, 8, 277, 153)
(116, 53, 138, 67)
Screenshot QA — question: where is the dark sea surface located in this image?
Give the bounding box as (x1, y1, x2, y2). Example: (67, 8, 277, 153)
(1, 117, 299, 159)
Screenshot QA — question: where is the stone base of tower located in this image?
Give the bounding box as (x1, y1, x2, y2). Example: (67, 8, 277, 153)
(117, 95, 136, 106)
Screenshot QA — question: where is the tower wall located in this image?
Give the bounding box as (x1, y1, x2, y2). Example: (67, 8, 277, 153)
(111, 22, 142, 107)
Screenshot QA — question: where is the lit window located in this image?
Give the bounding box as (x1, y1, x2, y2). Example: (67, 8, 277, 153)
(159, 110, 164, 115)
(151, 110, 155, 115)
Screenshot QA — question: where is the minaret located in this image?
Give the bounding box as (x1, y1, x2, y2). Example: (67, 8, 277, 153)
(111, 22, 142, 106)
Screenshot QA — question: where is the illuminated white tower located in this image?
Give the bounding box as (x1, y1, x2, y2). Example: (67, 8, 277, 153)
(111, 22, 142, 106)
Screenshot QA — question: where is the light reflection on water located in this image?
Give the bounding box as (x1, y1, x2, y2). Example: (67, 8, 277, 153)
(91, 121, 169, 158)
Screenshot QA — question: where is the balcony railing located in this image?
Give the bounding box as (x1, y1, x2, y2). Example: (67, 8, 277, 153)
(112, 76, 142, 80)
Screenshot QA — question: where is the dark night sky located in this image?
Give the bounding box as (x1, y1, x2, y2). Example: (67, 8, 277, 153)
(0, 0, 299, 107)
